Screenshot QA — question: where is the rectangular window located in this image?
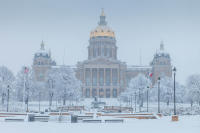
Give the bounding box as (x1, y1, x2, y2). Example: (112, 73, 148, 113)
(98, 46, 100, 56)
(113, 88, 117, 98)
(109, 48, 112, 57)
(86, 88, 90, 98)
(112, 69, 118, 86)
(99, 88, 104, 98)
(93, 47, 97, 57)
(92, 68, 97, 86)
(85, 68, 91, 86)
(92, 88, 97, 98)
(106, 88, 110, 98)
(99, 68, 104, 86)
(106, 68, 111, 86)
(101, 47, 104, 56)
(104, 47, 107, 56)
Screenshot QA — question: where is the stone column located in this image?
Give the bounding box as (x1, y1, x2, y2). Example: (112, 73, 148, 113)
(110, 68, 113, 98)
(90, 68, 92, 98)
(104, 68, 106, 98)
(83, 68, 86, 86)
(112, 48, 114, 59)
(118, 67, 120, 96)
(97, 68, 99, 97)
(83, 68, 86, 97)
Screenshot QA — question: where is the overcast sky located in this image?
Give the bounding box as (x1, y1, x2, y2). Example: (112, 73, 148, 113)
(0, 0, 200, 84)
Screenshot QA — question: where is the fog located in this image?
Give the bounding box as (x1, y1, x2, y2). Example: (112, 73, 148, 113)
(0, 0, 200, 84)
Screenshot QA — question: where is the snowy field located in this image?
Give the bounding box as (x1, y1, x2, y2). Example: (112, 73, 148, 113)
(0, 116, 199, 133)
(2, 98, 200, 115)
(1, 98, 200, 133)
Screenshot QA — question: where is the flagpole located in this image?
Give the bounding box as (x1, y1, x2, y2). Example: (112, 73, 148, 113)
(23, 67, 26, 111)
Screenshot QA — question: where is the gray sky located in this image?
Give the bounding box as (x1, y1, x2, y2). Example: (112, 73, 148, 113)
(0, 0, 200, 84)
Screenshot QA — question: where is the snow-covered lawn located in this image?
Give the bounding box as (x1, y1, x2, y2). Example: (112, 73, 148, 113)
(0, 116, 199, 133)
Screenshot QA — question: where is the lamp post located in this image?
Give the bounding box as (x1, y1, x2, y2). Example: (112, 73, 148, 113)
(171, 67, 178, 121)
(25, 81, 29, 112)
(158, 77, 161, 113)
(6, 85, 10, 112)
(48, 79, 54, 111)
(39, 91, 41, 112)
(26, 88, 29, 112)
(130, 94, 133, 113)
(173, 67, 176, 115)
(2, 92, 6, 105)
(63, 89, 66, 106)
(134, 91, 137, 113)
(147, 86, 149, 112)
(139, 88, 141, 112)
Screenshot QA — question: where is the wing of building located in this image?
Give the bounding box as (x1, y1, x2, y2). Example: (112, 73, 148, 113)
(32, 41, 56, 82)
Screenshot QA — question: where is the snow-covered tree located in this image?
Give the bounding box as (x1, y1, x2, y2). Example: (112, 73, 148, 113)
(47, 66, 82, 105)
(186, 74, 200, 106)
(14, 66, 38, 102)
(159, 77, 173, 105)
(120, 74, 151, 108)
(0, 66, 15, 104)
(151, 76, 185, 105)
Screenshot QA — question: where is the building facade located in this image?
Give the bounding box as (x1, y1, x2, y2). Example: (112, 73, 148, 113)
(150, 42, 172, 84)
(76, 10, 172, 98)
(32, 10, 172, 98)
(76, 10, 127, 98)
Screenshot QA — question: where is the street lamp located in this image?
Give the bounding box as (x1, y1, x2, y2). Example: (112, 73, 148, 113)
(173, 67, 176, 115)
(130, 94, 133, 113)
(63, 92, 66, 106)
(147, 86, 149, 112)
(139, 88, 141, 112)
(134, 91, 137, 113)
(158, 77, 161, 113)
(38, 91, 41, 112)
(48, 79, 54, 111)
(49, 92, 54, 111)
(25, 82, 29, 112)
(2, 92, 6, 105)
(171, 67, 178, 121)
(6, 85, 10, 112)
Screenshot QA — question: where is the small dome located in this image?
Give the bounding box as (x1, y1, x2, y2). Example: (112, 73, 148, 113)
(34, 41, 50, 58)
(154, 42, 170, 58)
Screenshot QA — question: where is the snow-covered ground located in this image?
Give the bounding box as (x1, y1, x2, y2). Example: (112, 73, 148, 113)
(0, 98, 200, 133)
(2, 98, 199, 115)
(0, 116, 199, 133)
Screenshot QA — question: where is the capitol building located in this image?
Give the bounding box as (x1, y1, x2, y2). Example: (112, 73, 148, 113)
(32, 10, 172, 98)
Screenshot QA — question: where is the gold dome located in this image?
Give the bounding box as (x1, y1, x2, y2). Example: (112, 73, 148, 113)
(90, 9, 115, 38)
(90, 26, 115, 38)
